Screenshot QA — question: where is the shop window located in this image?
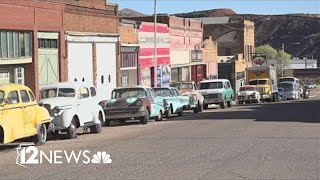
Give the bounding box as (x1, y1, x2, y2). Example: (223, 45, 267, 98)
(0, 31, 32, 59)
(121, 52, 137, 68)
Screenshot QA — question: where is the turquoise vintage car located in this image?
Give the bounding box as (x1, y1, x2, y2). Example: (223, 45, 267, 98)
(153, 87, 190, 118)
(100, 86, 166, 125)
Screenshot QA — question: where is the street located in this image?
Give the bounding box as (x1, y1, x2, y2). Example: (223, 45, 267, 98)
(1, 96, 320, 180)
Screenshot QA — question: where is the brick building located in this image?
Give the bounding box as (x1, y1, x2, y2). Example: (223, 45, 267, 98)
(0, 0, 119, 100)
(0, 0, 65, 98)
(199, 17, 255, 62)
(119, 19, 140, 86)
(125, 15, 205, 84)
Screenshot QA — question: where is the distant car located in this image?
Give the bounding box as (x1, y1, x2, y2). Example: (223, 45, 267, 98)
(100, 86, 165, 125)
(0, 84, 50, 145)
(154, 87, 188, 118)
(237, 85, 261, 104)
(304, 82, 317, 89)
(302, 87, 310, 99)
(198, 79, 234, 109)
(170, 81, 204, 113)
(39, 82, 105, 139)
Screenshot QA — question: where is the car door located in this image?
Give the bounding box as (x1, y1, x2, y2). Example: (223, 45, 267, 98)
(4, 91, 25, 139)
(20, 90, 37, 136)
(77, 87, 93, 124)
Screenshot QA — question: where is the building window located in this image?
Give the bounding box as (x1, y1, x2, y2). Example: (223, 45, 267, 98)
(38, 39, 58, 49)
(121, 52, 137, 68)
(0, 31, 32, 59)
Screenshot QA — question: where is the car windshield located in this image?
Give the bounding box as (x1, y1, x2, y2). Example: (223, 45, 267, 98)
(41, 88, 76, 99)
(0, 91, 4, 103)
(112, 88, 147, 99)
(199, 82, 223, 89)
(240, 87, 255, 91)
(171, 83, 193, 90)
(154, 89, 172, 97)
(249, 80, 268, 85)
(279, 78, 294, 83)
(279, 83, 294, 91)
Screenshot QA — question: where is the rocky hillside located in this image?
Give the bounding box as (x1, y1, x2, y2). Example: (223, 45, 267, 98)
(119, 8, 146, 17)
(175, 9, 320, 60)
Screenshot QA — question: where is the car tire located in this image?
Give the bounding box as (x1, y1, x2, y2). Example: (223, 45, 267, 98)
(227, 101, 232, 107)
(67, 118, 77, 139)
(155, 110, 163, 121)
(33, 124, 47, 146)
(203, 104, 208, 110)
(91, 114, 102, 133)
(178, 111, 183, 116)
(220, 101, 226, 109)
(140, 109, 149, 124)
(165, 108, 171, 119)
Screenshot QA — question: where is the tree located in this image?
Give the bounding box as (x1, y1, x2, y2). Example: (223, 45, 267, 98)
(255, 44, 292, 77)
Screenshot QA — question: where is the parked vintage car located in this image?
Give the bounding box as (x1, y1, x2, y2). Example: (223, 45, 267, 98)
(0, 84, 50, 145)
(99, 86, 166, 125)
(39, 82, 105, 139)
(198, 79, 234, 109)
(170, 81, 204, 113)
(153, 87, 188, 118)
(237, 85, 261, 104)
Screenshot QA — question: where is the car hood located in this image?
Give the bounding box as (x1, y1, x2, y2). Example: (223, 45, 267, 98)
(239, 91, 257, 96)
(39, 97, 75, 108)
(179, 89, 195, 96)
(199, 89, 224, 94)
(106, 97, 139, 107)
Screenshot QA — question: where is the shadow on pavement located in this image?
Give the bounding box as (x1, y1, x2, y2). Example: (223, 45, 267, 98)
(169, 99, 320, 123)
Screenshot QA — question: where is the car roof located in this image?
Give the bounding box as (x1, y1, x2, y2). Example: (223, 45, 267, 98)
(153, 87, 177, 90)
(200, 79, 230, 83)
(0, 83, 32, 92)
(113, 86, 151, 90)
(40, 82, 94, 90)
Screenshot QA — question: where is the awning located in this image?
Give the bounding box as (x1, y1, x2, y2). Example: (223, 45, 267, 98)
(171, 62, 207, 68)
(121, 46, 140, 53)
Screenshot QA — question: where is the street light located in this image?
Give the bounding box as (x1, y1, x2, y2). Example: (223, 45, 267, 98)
(153, 0, 157, 87)
(281, 42, 300, 77)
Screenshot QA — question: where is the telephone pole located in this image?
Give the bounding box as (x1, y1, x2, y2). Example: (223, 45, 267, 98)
(153, 0, 157, 87)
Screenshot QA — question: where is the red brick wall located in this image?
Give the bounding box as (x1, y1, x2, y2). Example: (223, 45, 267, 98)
(0, 0, 65, 99)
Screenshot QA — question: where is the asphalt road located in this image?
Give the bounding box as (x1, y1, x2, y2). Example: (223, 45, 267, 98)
(0, 96, 319, 180)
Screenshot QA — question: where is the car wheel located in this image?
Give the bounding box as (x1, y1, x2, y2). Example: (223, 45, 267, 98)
(90, 114, 102, 133)
(67, 118, 77, 139)
(193, 104, 199, 113)
(120, 120, 126, 124)
(165, 108, 171, 119)
(33, 124, 47, 146)
(227, 101, 232, 107)
(140, 109, 149, 124)
(178, 111, 183, 116)
(155, 110, 163, 121)
(203, 104, 208, 110)
(220, 101, 226, 109)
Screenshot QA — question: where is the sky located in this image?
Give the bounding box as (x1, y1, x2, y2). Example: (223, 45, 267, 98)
(110, 0, 320, 15)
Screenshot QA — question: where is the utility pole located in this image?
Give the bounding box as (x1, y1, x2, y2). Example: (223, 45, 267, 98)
(281, 43, 284, 77)
(153, 0, 158, 87)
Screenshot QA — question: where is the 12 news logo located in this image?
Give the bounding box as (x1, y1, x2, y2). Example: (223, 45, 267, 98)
(16, 144, 112, 168)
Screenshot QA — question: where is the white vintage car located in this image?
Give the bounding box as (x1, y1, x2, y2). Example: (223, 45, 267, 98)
(237, 85, 261, 104)
(39, 82, 105, 139)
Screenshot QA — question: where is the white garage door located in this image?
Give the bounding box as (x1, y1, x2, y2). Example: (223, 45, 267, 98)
(68, 43, 93, 84)
(96, 43, 116, 100)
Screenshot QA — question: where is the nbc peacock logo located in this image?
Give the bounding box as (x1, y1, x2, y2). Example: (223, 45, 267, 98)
(91, 151, 112, 164)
